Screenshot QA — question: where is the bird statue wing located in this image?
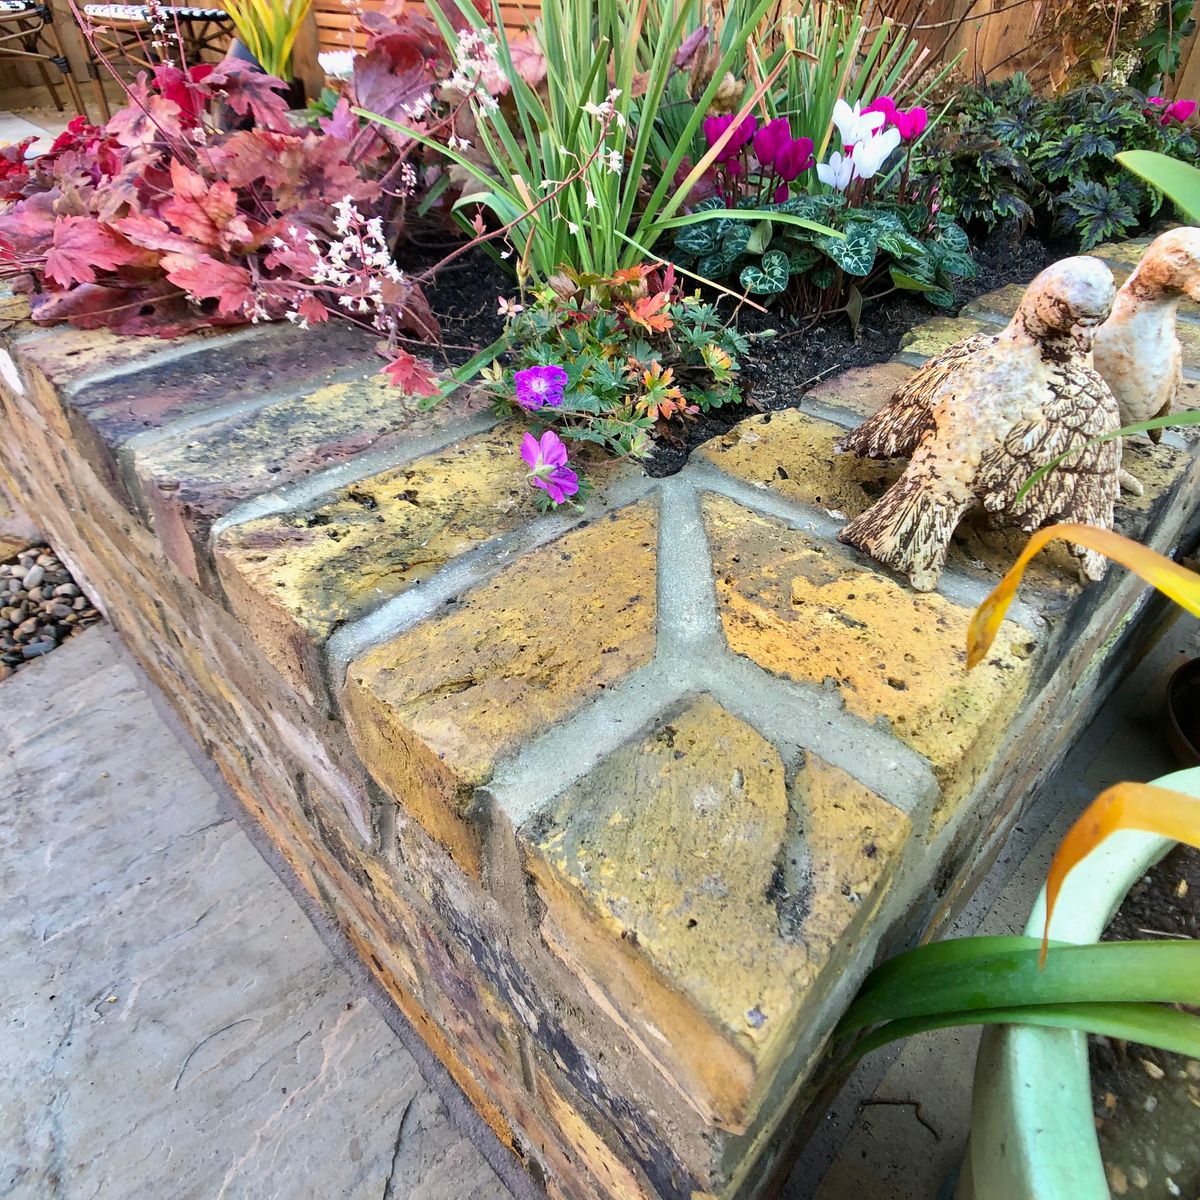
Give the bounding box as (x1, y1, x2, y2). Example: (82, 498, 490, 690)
(837, 334, 995, 460)
(976, 362, 1121, 576)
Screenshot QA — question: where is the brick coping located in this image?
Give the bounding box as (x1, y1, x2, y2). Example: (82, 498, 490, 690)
(0, 237, 1197, 1199)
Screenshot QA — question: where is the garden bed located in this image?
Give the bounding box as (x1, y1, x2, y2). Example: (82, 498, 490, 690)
(2, 238, 1199, 1198)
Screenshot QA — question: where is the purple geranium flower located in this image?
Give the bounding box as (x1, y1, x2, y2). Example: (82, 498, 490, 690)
(513, 364, 568, 411)
(520, 430, 579, 505)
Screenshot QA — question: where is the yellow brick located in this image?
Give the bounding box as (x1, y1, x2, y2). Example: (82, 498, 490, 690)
(896, 316, 995, 362)
(525, 696, 909, 1130)
(702, 494, 1037, 806)
(216, 426, 536, 697)
(342, 502, 659, 876)
(698, 409, 1086, 598)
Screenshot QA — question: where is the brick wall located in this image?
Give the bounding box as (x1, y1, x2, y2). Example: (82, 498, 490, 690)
(1, 238, 1196, 1197)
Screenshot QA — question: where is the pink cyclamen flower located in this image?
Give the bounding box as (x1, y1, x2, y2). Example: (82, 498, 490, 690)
(753, 117, 791, 166)
(893, 105, 928, 141)
(520, 430, 579, 505)
(1147, 96, 1169, 108)
(864, 95, 898, 124)
(775, 135, 815, 181)
(703, 111, 757, 162)
(1164, 99, 1197, 125)
(513, 364, 567, 411)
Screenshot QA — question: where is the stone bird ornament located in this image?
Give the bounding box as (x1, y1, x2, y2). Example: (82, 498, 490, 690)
(1092, 226, 1200, 443)
(835, 257, 1123, 592)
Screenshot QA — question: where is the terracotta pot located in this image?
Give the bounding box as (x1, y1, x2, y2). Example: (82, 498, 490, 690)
(1166, 658, 1200, 767)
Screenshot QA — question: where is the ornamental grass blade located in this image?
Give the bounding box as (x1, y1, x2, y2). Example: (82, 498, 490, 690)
(847, 1001, 1200, 1062)
(1118, 149, 1200, 223)
(967, 523, 1200, 668)
(1042, 781, 1200, 963)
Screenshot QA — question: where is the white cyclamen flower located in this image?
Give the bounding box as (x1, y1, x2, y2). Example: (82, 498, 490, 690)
(850, 126, 902, 180)
(816, 150, 855, 191)
(831, 98, 885, 148)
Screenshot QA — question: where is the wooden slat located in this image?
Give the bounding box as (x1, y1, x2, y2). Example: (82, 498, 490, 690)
(313, 0, 540, 53)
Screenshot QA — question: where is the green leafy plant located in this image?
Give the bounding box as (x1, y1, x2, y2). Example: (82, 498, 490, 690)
(223, 0, 312, 80)
(1133, 0, 1197, 93)
(481, 264, 757, 475)
(929, 73, 1200, 249)
(355, 0, 837, 287)
(673, 193, 974, 321)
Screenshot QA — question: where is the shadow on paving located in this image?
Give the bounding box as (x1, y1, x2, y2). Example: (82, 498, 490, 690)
(0, 626, 515, 1200)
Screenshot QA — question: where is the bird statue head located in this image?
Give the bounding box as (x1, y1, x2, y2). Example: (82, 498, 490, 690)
(1127, 227, 1200, 303)
(1016, 256, 1116, 352)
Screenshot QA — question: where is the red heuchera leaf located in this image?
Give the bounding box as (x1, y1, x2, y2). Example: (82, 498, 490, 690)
(44, 216, 135, 287)
(29, 279, 241, 336)
(160, 159, 255, 251)
(159, 251, 255, 315)
(297, 294, 328, 324)
(318, 98, 360, 141)
(381, 348, 440, 396)
(203, 60, 293, 132)
(153, 63, 215, 128)
(113, 212, 201, 255)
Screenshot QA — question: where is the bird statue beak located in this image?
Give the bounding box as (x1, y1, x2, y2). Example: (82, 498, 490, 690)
(1070, 323, 1096, 352)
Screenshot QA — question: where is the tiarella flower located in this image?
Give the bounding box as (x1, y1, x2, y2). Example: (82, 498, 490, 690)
(775, 135, 814, 181)
(448, 134, 473, 151)
(816, 150, 855, 191)
(513, 363, 568, 411)
(893, 105, 928, 141)
(318, 50, 356, 80)
(752, 117, 791, 166)
(850, 124, 902, 178)
(520, 430, 579, 505)
(497, 296, 523, 317)
(831, 98, 886, 148)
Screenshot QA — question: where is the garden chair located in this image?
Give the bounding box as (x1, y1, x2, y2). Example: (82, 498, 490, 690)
(76, 2, 233, 119)
(0, 0, 89, 118)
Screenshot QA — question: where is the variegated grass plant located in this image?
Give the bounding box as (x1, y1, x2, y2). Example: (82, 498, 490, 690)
(354, 0, 840, 288)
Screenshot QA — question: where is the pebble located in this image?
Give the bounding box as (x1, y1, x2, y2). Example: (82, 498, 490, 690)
(0, 546, 98, 677)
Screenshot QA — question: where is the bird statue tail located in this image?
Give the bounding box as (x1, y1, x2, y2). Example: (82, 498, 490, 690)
(838, 475, 967, 592)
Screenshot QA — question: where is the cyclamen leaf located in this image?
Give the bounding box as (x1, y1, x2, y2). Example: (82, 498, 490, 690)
(380, 348, 441, 397)
(44, 217, 134, 287)
(739, 249, 789, 296)
(819, 226, 878, 277)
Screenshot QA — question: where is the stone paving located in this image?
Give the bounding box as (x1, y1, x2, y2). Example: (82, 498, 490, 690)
(1, 236, 1198, 1197)
(0, 626, 519, 1200)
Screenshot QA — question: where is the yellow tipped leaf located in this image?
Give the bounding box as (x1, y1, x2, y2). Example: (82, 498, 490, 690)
(1042, 782, 1200, 964)
(969, 523, 1200, 669)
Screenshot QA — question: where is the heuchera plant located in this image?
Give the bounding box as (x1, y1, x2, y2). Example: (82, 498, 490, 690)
(481, 264, 755, 507)
(0, 62, 435, 341)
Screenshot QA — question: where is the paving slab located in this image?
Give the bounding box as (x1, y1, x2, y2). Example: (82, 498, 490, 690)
(0, 626, 516, 1200)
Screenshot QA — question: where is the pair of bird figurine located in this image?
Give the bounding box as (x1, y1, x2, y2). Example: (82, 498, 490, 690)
(835, 228, 1200, 592)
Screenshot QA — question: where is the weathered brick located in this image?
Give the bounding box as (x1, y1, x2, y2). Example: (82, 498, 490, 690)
(523, 696, 909, 1130)
(702, 494, 1038, 806)
(0, 475, 40, 561)
(59, 321, 377, 506)
(696, 409, 1087, 600)
(894, 315, 995, 364)
(131, 374, 466, 587)
(215, 426, 538, 699)
(802, 361, 916, 421)
(342, 502, 659, 876)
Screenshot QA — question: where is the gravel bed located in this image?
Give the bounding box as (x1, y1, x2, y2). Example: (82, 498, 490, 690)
(0, 546, 101, 680)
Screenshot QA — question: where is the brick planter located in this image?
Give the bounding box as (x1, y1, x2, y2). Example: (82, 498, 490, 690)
(1, 238, 1197, 1199)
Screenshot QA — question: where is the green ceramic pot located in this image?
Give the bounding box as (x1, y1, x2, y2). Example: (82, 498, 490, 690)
(956, 765, 1200, 1200)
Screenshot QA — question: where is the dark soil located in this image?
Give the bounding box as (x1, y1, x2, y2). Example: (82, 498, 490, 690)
(408, 227, 1061, 473)
(1089, 844, 1200, 1198)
